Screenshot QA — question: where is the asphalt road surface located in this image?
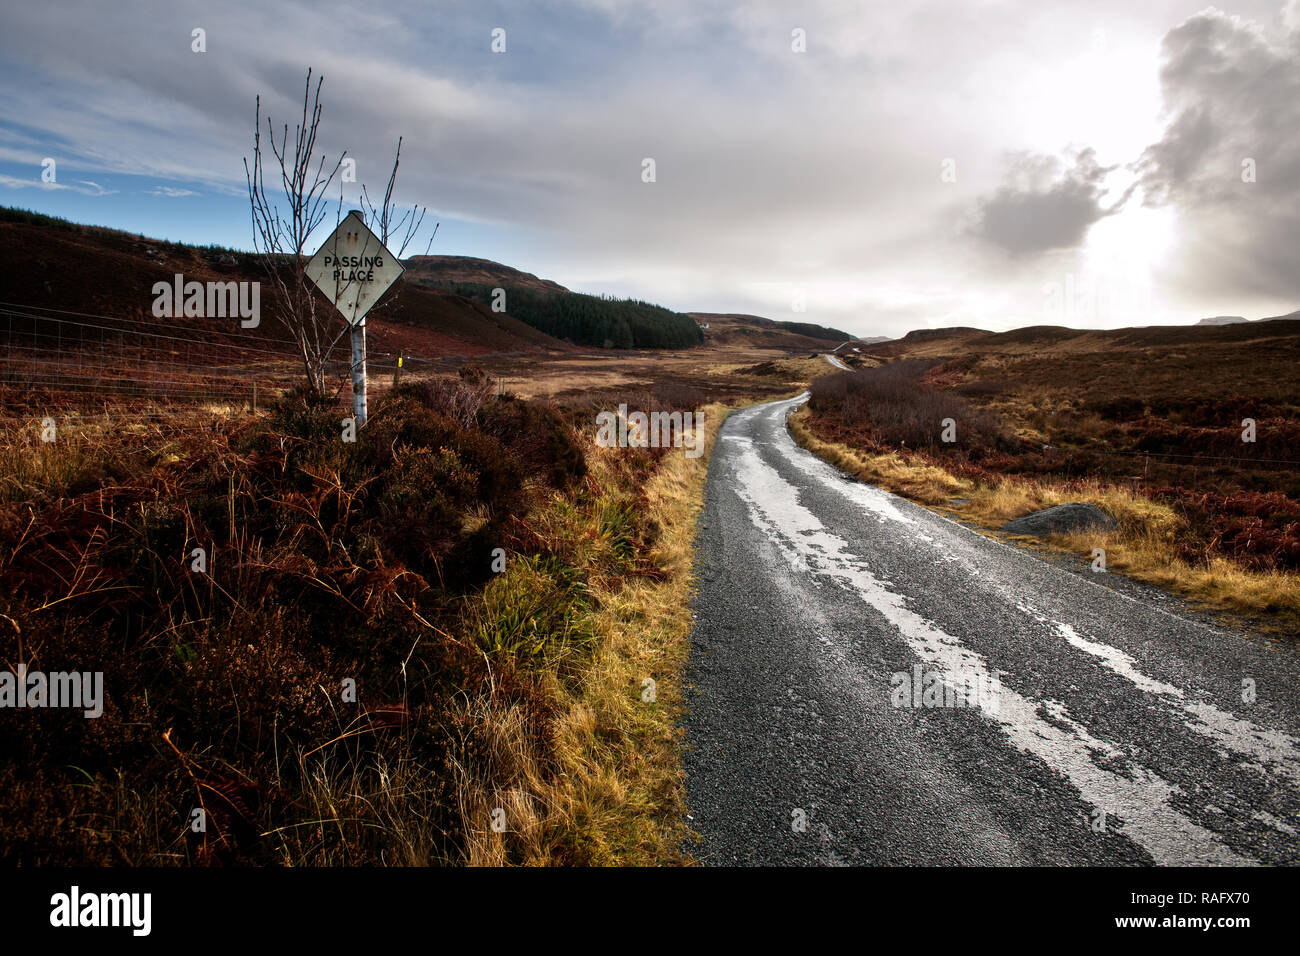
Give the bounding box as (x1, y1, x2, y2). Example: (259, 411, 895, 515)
(683, 394, 1300, 865)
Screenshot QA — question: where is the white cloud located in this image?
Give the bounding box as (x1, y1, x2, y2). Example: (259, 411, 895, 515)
(0, 0, 1294, 333)
(76, 179, 116, 196)
(0, 173, 114, 196)
(1138, 6, 1300, 302)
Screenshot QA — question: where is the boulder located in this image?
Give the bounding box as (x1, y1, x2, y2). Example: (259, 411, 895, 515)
(1000, 502, 1116, 537)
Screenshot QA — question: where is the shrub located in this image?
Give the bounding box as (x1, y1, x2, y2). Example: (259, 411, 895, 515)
(810, 362, 1009, 454)
(477, 396, 587, 490)
(469, 555, 593, 662)
(0, 376, 597, 864)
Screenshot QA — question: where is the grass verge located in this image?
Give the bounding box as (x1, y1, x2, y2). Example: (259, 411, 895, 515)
(789, 406, 1300, 632)
(0, 378, 726, 866)
(458, 402, 726, 864)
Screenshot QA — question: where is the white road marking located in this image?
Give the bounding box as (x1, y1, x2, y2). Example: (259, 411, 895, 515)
(726, 419, 1252, 865)
(1016, 602, 1300, 797)
(768, 394, 1241, 642)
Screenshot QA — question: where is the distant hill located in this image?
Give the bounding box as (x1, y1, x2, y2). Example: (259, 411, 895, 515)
(1197, 310, 1298, 326)
(898, 327, 992, 343)
(423, 281, 702, 349)
(0, 207, 563, 357)
(774, 320, 851, 342)
(403, 255, 568, 294)
(863, 317, 1300, 444)
(689, 313, 853, 350)
(888, 312, 1300, 352)
(876, 317, 1300, 369)
(831, 337, 893, 354)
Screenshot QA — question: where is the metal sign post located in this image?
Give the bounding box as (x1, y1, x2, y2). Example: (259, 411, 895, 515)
(350, 320, 367, 424)
(306, 209, 404, 427)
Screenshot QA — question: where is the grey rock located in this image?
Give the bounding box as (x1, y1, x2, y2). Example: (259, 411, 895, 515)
(1000, 502, 1117, 536)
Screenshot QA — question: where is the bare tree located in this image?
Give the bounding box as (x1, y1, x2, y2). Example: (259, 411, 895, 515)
(244, 69, 345, 396)
(355, 137, 439, 323)
(361, 136, 439, 259)
(245, 71, 436, 402)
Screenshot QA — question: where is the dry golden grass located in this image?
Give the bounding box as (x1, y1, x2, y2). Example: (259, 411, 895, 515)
(1, 355, 785, 866)
(0, 424, 92, 501)
(471, 344, 839, 402)
(789, 407, 1300, 630)
(0, 408, 235, 502)
(788, 409, 965, 505)
(3, 380, 730, 865)
(455, 403, 728, 865)
(710, 354, 845, 383)
(267, 740, 455, 866)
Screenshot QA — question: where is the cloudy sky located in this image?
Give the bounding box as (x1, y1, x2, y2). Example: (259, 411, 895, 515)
(1, 0, 1297, 337)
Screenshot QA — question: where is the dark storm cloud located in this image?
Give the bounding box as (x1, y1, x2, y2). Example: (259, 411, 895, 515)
(970, 148, 1129, 256)
(1138, 6, 1300, 299)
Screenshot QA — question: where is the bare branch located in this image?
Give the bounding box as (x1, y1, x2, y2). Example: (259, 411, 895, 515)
(244, 69, 349, 395)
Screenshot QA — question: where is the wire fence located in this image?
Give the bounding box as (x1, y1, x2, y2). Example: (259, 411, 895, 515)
(8, 304, 1292, 474)
(0, 301, 425, 420)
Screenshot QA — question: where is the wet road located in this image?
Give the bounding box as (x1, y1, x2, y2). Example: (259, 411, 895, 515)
(683, 394, 1300, 865)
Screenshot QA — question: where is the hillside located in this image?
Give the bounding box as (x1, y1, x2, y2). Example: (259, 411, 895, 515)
(1, 210, 565, 358)
(894, 326, 993, 346)
(402, 254, 569, 294)
(2, 209, 875, 361)
(424, 281, 703, 349)
(688, 312, 854, 351)
(874, 319, 1300, 373)
(1198, 310, 1300, 326)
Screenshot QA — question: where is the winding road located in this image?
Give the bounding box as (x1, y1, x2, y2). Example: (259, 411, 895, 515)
(824, 353, 851, 370)
(683, 393, 1300, 865)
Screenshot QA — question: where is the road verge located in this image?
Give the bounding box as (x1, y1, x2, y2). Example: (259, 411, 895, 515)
(460, 402, 730, 864)
(788, 405, 1299, 633)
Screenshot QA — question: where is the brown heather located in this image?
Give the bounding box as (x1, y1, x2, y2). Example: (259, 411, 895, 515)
(0, 368, 717, 865)
(796, 337, 1300, 631)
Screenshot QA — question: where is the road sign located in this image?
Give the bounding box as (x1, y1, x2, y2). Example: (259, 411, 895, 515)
(306, 210, 404, 427)
(306, 209, 404, 326)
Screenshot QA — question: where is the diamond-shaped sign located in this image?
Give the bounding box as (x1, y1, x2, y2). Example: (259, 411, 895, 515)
(305, 210, 404, 325)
